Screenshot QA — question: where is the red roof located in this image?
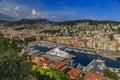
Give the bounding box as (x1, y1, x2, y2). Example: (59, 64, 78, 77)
(54, 61, 66, 69)
(31, 54, 39, 57)
(46, 65, 54, 68)
(45, 59, 52, 65)
(36, 62, 43, 67)
(67, 68, 82, 79)
(84, 72, 113, 80)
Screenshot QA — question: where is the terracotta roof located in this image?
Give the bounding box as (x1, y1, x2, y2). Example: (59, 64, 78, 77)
(36, 62, 43, 67)
(67, 68, 82, 79)
(46, 65, 54, 68)
(54, 61, 66, 69)
(45, 59, 52, 65)
(31, 54, 39, 57)
(84, 72, 113, 80)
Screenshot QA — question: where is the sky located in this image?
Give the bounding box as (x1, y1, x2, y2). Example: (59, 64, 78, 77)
(0, 0, 120, 21)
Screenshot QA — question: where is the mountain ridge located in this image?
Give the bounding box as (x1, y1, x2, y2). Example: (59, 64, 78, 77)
(1, 18, 120, 24)
(0, 18, 120, 29)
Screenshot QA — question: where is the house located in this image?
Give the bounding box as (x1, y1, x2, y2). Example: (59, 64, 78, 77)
(31, 54, 46, 63)
(67, 68, 82, 79)
(54, 61, 66, 69)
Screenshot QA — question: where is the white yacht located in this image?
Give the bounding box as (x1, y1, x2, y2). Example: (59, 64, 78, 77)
(46, 47, 74, 58)
(95, 59, 105, 63)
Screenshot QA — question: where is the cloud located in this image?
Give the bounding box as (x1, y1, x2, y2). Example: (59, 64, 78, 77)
(31, 9, 40, 17)
(29, 9, 57, 20)
(0, 0, 32, 20)
(0, 0, 79, 21)
(14, 6, 19, 11)
(0, 0, 55, 20)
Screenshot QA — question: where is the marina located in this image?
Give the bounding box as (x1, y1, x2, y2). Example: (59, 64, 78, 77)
(24, 41, 120, 68)
(24, 41, 120, 78)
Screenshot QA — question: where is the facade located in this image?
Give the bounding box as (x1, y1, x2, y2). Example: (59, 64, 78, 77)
(86, 40, 119, 51)
(37, 36, 120, 51)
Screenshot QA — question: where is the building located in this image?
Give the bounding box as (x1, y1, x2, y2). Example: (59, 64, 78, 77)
(87, 40, 119, 51)
(54, 61, 67, 69)
(67, 68, 82, 79)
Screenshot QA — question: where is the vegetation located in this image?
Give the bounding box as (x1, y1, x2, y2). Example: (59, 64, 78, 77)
(55, 19, 120, 26)
(109, 34, 114, 40)
(33, 65, 74, 80)
(0, 33, 21, 56)
(0, 19, 52, 28)
(0, 53, 35, 80)
(103, 69, 119, 80)
(24, 37, 36, 43)
(14, 27, 28, 30)
(0, 33, 35, 80)
(77, 77, 82, 80)
(40, 29, 61, 35)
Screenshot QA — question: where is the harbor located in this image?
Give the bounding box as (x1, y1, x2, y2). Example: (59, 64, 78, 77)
(26, 41, 120, 60)
(23, 41, 120, 78)
(23, 41, 120, 68)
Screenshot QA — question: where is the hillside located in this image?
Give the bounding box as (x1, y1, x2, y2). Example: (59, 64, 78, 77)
(55, 20, 120, 26)
(1, 19, 120, 27)
(0, 19, 53, 29)
(0, 19, 120, 35)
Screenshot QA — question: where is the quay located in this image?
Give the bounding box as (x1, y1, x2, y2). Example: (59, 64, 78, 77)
(26, 41, 120, 60)
(83, 58, 106, 75)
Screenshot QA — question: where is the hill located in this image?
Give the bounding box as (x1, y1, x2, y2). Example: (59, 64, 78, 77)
(55, 20, 120, 26)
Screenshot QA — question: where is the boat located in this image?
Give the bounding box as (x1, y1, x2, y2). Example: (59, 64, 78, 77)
(32, 49, 40, 53)
(95, 59, 105, 63)
(46, 47, 74, 58)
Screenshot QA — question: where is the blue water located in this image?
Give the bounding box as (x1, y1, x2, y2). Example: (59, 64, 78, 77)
(33, 46, 120, 68)
(66, 50, 120, 68)
(32, 45, 51, 53)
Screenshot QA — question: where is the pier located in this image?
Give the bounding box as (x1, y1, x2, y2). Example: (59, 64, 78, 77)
(83, 59, 106, 74)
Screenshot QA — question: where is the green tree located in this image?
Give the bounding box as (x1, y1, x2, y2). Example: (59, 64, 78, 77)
(103, 69, 119, 80)
(33, 65, 74, 80)
(109, 34, 114, 40)
(0, 52, 35, 80)
(0, 33, 22, 56)
(24, 37, 36, 43)
(0, 33, 5, 53)
(77, 77, 82, 80)
(0, 33, 35, 80)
